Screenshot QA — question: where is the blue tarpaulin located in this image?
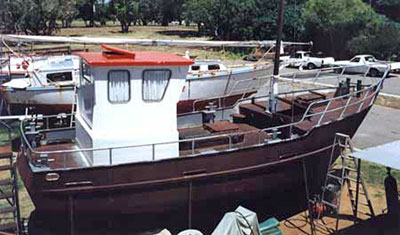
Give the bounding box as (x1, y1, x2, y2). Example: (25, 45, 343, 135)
(352, 140, 400, 170)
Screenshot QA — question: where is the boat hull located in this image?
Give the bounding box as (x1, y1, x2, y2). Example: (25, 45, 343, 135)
(1, 86, 74, 115)
(18, 106, 370, 233)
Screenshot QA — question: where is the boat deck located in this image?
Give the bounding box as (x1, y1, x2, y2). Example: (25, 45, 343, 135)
(28, 89, 374, 171)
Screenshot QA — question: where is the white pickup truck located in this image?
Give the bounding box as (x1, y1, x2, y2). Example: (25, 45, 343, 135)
(282, 51, 335, 70)
(331, 55, 400, 77)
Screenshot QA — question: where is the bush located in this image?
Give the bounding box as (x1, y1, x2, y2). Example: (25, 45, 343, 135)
(348, 20, 400, 60)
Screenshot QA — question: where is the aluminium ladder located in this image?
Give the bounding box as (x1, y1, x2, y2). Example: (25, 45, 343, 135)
(314, 133, 374, 233)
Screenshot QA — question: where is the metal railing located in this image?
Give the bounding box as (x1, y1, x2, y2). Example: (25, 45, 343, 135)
(191, 75, 269, 112)
(187, 64, 386, 115)
(20, 66, 389, 170)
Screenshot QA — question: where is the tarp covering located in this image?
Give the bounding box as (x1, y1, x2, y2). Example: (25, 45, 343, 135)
(2, 78, 30, 89)
(352, 140, 400, 170)
(211, 206, 261, 235)
(1, 34, 312, 48)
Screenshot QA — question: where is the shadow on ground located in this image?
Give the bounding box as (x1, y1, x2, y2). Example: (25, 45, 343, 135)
(157, 30, 202, 38)
(336, 213, 399, 234)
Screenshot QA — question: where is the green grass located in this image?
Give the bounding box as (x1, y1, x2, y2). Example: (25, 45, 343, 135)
(43, 21, 246, 61)
(361, 161, 400, 187)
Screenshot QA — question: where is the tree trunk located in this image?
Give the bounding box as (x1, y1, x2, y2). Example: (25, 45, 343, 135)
(161, 17, 168, 26)
(121, 22, 129, 33)
(329, 31, 335, 58)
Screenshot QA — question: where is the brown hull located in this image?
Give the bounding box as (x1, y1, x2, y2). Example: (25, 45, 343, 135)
(18, 106, 370, 233)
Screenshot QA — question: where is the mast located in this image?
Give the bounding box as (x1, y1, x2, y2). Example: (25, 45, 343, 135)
(269, 0, 285, 112)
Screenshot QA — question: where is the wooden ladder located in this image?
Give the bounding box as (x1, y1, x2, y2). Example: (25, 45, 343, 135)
(0, 121, 21, 234)
(314, 133, 374, 233)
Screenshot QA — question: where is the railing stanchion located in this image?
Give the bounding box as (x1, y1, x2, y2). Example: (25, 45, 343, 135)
(340, 67, 345, 76)
(63, 154, 66, 169)
(340, 95, 352, 119)
(191, 140, 195, 155)
(109, 148, 113, 165)
(46, 116, 49, 130)
(358, 88, 370, 113)
(317, 101, 331, 126)
(152, 144, 155, 161)
(316, 69, 321, 78)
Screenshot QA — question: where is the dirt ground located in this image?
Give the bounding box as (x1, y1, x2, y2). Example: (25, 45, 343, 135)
(280, 184, 391, 235)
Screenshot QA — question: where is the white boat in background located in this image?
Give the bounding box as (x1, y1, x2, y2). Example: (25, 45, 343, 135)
(0, 55, 80, 114)
(179, 60, 273, 114)
(0, 55, 68, 80)
(0, 53, 272, 115)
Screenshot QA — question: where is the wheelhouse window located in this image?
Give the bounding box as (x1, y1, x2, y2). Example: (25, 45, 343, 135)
(208, 64, 220, 70)
(108, 70, 131, 103)
(142, 69, 171, 102)
(46, 72, 73, 83)
(81, 62, 93, 85)
(79, 61, 94, 128)
(191, 65, 200, 71)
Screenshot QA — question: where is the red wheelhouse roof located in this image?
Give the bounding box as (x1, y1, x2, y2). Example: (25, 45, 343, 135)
(74, 44, 193, 67)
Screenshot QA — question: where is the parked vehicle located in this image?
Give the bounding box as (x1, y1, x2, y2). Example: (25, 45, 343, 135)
(331, 55, 400, 77)
(285, 51, 335, 70)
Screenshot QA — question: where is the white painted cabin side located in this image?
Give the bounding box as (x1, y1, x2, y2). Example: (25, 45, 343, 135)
(74, 46, 193, 165)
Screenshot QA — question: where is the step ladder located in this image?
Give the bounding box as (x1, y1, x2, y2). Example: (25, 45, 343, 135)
(0, 121, 21, 234)
(313, 133, 374, 233)
(70, 84, 78, 128)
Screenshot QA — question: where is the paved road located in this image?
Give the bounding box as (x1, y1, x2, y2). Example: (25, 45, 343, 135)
(353, 105, 400, 149)
(281, 68, 400, 96)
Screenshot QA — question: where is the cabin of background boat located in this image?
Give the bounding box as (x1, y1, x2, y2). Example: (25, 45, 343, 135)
(73, 45, 193, 165)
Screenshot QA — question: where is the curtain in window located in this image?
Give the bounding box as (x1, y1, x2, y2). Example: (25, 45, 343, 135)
(108, 70, 130, 103)
(142, 70, 171, 101)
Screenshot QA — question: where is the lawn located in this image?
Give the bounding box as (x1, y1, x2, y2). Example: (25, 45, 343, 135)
(52, 21, 248, 61)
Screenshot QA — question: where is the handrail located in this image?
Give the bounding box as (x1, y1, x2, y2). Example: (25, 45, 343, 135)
(192, 75, 269, 111)
(20, 65, 389, 169)
(187, 64, 386, 115)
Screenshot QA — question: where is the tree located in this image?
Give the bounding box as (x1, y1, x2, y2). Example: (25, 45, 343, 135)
(138, 0, 158, 25)
(59, 0, 79, 28)
(184, 0, 214, 32)
(371, 0, 400, 22)
(157, 0, 184, 26)
(112, 0, 139, 32)
(303, 0, 382, 58)
(4, 0, 63, 35)
(348, 20, 400, 60)
(79, 0, 97, 27)
(184, 0, 307, 41)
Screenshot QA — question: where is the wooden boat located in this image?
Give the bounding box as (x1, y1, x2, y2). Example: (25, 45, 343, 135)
(17, 45, 387, 233)
(179, 60, 272, 114)
(0, 55, 80, 114)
